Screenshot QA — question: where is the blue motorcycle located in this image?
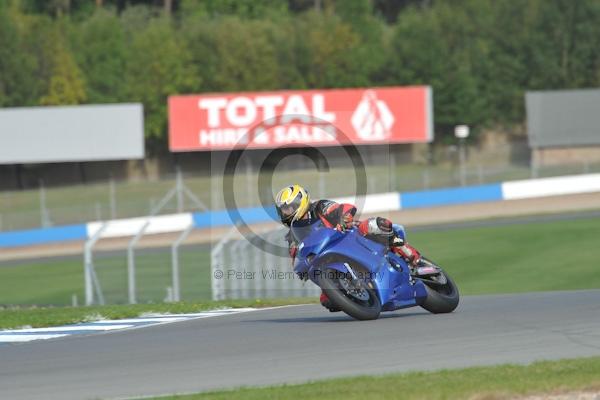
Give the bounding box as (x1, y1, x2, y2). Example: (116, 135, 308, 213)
(292, 219, 459, 320)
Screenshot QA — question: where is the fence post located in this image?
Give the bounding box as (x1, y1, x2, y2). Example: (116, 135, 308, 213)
(530, 148, 539, 178)
(148, 198, 156, 214)
(253, 236, 262, 299)
(389, 151, 396, 192)
(171, 223, 194, 302)
(127, 221, 151, 304)
(368, 175, 376, 195)
(95, 202, 102, 221)
(228, 240, 245, 299)
(423, 168, 430, 190)
(583, 160, 590, 174)
(109, 177, 117, 219)
(458, 139, 467, 186)
(84, 223, 108, 306)
(176, 167, 184, 213)
(39, 180, 51, 227)
(318, 172, 325, 198)
(245, 158, 253, 208)
(210, 226, 239, 301)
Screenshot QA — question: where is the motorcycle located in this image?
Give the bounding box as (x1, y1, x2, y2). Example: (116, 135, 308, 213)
(292, 218, 459, 320)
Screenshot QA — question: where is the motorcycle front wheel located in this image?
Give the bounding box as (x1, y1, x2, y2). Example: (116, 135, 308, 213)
(318, 267, 381, 321)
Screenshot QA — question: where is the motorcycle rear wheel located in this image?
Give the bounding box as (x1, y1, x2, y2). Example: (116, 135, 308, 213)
(420, 271, 460, 314)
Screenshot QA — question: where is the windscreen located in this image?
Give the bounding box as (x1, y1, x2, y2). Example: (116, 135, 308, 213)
(290, 219, 323, 243)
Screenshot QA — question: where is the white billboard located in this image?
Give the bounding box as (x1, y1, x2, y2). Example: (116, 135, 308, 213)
(0, 103, 144, 164)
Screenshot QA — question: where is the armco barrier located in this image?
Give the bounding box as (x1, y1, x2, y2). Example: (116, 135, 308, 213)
(1, 173, 599, 249)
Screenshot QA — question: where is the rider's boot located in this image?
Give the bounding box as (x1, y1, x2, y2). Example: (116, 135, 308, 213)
(391, 237, 422, 268)
(320, 291, 341, 312)
(389, 224, 422, 268)
(358, 218, 423, 267)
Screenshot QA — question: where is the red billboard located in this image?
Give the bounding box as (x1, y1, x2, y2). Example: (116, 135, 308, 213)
(168, 86, 433, 151)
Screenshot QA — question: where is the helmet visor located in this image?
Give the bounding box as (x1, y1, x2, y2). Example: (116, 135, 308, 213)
(278, 204, 296, 221)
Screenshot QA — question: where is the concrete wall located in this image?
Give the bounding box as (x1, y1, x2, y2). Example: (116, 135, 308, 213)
(532, 146, 600, 167)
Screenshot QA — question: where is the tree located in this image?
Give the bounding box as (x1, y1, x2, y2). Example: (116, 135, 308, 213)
(385, 0, 490, 132)
(180, 0, 288, 19)
(125, 16, 200, 142)
(334, 0, 387, 84)
(39, 24, 87, 105)
(295, 11, 366, 88)
(71, 9, 127, 103)
(0, 4, 38, 106)
(213, 17, 292, 91)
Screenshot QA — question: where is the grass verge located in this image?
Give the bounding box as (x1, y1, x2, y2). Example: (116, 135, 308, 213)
(0, 298, 316, 330)
(151, 357, 600, 400)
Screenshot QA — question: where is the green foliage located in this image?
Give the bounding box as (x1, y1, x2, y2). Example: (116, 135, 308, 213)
(181, 0, 288, 19)
(124, 16, 200, 140)
(0, 4, 39, 106)
(71, 9, 127, 103)
(2, 0, 600, 141)
(39, 25, 87, 105)
(295, 11, 365, 88)
(204, 16, 289, 91)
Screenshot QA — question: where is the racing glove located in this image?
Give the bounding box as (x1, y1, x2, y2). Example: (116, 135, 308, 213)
(342, 212, 354, 229)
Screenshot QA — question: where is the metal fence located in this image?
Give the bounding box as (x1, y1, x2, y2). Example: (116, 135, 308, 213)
(82, 242, 213, 306)
(210, 226, 321, 301)
(2, 143, 600, 232)
(83, 222, 319, 306)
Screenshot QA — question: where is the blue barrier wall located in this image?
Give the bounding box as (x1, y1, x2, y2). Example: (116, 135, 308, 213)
(193, 205, 278, 229)
(400, 183, 503, 209)
(0, 224, 88, 248)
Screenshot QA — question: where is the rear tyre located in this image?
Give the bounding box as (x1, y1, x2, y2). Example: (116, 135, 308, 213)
(319, 267, 381, 321)
(420, 272, 460, 314)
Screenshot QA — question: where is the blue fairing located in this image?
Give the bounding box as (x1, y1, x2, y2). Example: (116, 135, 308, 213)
(292, 219, 428, 312)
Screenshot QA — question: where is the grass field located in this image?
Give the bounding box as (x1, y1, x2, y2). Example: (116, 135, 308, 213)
(0, 245, 212, 306)
(409, 214, 600, 295)
(149, 357, 600, 400)
(1, 214, 599, 308)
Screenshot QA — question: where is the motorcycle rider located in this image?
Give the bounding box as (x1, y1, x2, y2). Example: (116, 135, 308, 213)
(274, 184, 423, 312)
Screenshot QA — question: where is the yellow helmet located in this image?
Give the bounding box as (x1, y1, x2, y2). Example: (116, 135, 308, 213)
(275, 184, 310, 224)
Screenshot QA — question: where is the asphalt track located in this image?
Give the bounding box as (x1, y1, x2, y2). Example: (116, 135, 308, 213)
(1, 290, 600, 400)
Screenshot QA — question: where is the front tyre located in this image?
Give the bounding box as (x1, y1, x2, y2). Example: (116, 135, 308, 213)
(420, 271, 460, 314)
(319, 268, 381, 321)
